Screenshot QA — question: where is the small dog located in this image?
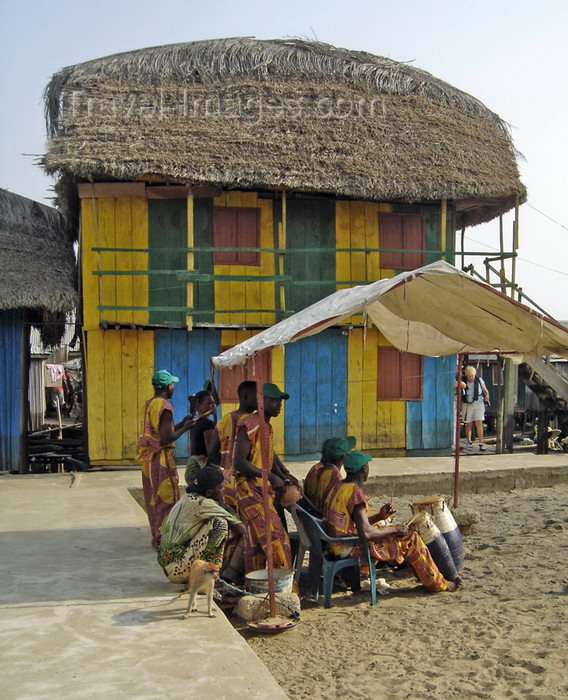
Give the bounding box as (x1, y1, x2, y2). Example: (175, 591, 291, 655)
(178, 559, 219, 619)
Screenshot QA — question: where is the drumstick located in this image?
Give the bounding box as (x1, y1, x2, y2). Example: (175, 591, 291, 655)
(194, 408, 215, 420)
(404, 511, 422, 528)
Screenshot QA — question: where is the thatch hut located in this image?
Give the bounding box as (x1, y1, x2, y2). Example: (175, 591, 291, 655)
(42, 38, 526, 463)
(0, 188, 77, 471)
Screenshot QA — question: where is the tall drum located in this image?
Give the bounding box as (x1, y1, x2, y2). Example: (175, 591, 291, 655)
(411, 496, 464, 570)
(408, 511, 458, 581)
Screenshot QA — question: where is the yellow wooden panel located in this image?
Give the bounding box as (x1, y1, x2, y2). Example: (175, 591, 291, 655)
(240, 192, 258, 207)
(365, 202, 380, 282)
(347, 329, 364, 446)
(350, 201, 366, 283)
(81, 200, 100, 331)
(214, 263, 232, 323)
(361, 327, 379, 448)
(103, 331, 123, 460)
(97, 198, 116, 324)
(214, 192, 227, 207)
(186, 195, 194, 329)
(131, 197, 149, 325)
(377, 202, 393, 279)
(115, 198, 133, 325)
(120, 330, 140, 457)
(229, 263, 246, 324)
(258, 199, 275, 325)
(224, 191, 242, 207)
(377, 401, 406, 448)
(86, 330, 106, 460)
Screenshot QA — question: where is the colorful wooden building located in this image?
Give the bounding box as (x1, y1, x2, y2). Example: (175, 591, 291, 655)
(0, 189, 77, 472)
(42, 39, 526, 464)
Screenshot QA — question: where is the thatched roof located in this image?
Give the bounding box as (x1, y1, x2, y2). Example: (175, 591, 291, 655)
(0, 188, 78, 346)
(43, 38, 526, 226)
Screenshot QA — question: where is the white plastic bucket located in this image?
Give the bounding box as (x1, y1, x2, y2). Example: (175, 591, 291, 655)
(244, 568, 294, 594)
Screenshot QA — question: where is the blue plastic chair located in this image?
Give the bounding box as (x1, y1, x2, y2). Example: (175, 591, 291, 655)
(289, 502, 377, 608)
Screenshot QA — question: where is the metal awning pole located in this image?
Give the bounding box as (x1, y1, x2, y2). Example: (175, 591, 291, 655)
(454, 354, 464, 509)
(255, 353, 276, 617)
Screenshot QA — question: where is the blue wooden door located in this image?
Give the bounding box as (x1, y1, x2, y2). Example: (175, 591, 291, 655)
(407, 355, 454, 450)
(154, 328, 221, 459)
(284, 328, 347, 457)
(0, 310, 25, 471)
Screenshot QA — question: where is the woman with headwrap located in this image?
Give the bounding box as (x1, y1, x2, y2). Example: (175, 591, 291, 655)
(324, 451, 462, 593)
(158, 467, 245, 584)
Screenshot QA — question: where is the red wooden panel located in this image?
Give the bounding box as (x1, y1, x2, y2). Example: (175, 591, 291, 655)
(213, 208, 236, 264)
(401, 352, 423, 400)
(403, 215, 425, 270)
(377, 346, 402, 399)
(213, 207, 260, 265)
(379, 214, 403, 269)
(378, 346, 423, 400)
(236, 209, 260, 265)
(218, 345, 271, 401)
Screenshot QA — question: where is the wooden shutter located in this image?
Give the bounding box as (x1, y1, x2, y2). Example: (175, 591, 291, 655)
(379, 214, 404, 269)
(213, 207, 260, 265)
(217, 346, 271, 402)
(378, 346, 423, 400)
(379, 214, 424, 270)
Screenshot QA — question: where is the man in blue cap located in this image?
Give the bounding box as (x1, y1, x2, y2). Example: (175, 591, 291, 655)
(324, 450, 462, 593)
(303, 436, 356, 514)
(137, 370, 194, 547)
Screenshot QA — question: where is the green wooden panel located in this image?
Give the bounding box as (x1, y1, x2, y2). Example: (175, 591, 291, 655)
(424, 205, 440, 265)
(193, 198, 214, 323)
(285, 198, 335, 312)
(148, 199, 187, 325)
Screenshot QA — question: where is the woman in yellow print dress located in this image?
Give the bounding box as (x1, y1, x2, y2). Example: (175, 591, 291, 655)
(138, 370, 194, 548)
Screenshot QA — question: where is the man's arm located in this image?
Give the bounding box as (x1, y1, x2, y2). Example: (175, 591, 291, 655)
(233, 425, 285, 490)
(352, 503, 409, 541)
(159, 409, 193, 445)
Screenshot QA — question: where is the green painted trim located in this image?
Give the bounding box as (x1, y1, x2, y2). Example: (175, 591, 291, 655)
(193, 198, 215, 323)
(148, 199, 187, 325)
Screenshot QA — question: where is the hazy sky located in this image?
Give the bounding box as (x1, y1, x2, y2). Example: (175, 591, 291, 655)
(1, 0, 566, 319)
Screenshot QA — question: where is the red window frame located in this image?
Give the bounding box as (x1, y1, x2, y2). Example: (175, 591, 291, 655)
(379, 213, 425, 270)
(377, 346, 423, 400)
(213, 207, 260, 265)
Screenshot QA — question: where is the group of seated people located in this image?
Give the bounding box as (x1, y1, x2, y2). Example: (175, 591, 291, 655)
(153, 380, 462, 601)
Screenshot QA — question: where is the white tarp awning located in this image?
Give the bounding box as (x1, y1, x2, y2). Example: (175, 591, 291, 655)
(211, 260, 568, 367)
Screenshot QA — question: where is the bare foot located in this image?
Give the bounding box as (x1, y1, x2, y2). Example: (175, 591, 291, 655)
(445, 576, 463, 593)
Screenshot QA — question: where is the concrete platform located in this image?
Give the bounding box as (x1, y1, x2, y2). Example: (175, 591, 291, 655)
(0, 471, 288, 700)
(287, 447, 568, 498)
(1, 450, 567, 699)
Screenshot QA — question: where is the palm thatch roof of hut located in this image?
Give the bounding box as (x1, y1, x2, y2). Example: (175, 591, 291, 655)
(0, 188, 78, 346)
(43, 38, 526, 227)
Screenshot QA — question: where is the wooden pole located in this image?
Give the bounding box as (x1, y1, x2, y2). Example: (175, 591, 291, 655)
(254, 355, 276, 617)
(440, 199, 447, 261)
(496, 357, 504, 454)
(511, 195, 519, 298)
(453, 354, 464, 509)
(499, 215, 506, 293)
(503, 358, 517, 452)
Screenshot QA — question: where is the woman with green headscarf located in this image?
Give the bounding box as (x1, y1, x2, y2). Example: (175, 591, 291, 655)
(324, 451, 462, 593)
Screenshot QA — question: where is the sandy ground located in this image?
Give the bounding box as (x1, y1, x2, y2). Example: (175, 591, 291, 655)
(235, 484, 568, 700)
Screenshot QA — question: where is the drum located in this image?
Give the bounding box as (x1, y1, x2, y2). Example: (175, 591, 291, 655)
(408, 511, 458, 581)
(411, 496, 464, 570)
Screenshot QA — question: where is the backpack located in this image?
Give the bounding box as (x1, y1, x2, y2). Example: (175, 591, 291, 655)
(463, 376, 481, 403)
